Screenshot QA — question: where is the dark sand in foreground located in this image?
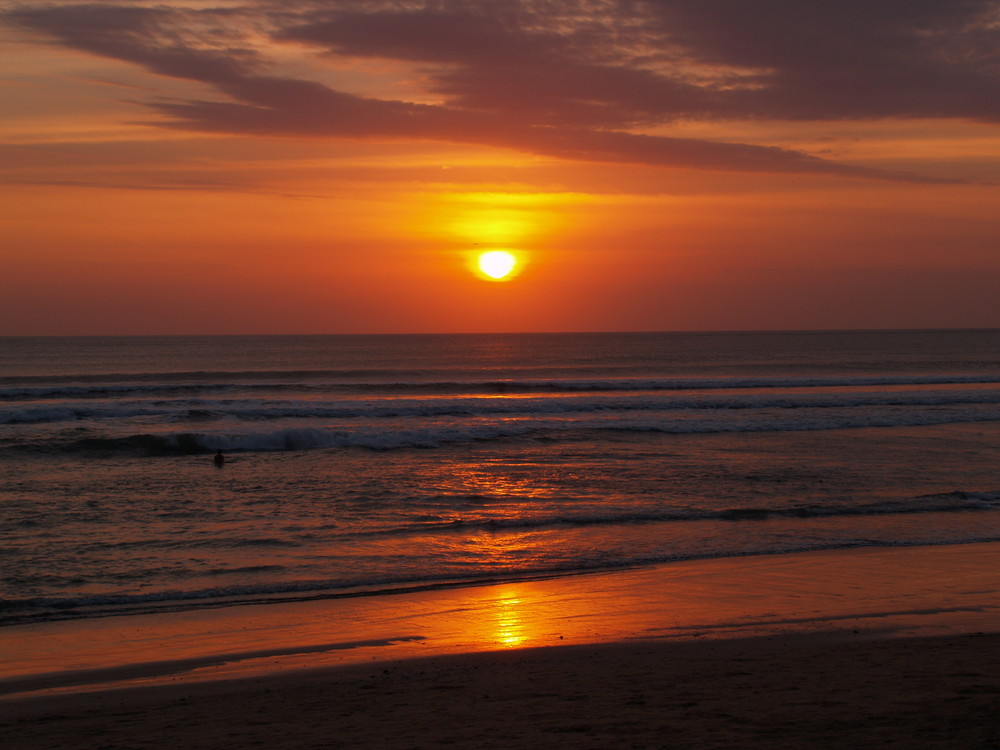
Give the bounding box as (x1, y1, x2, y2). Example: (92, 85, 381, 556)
(5, 632, 1000, 749)
(5, 543, 1000, 748)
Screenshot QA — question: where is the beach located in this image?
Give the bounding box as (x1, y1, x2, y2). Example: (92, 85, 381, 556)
(8, 632, 1000, 750)
(3, 331, 999, 747)
(5, 0, 1000, 739)
(4, 542, 1000, 748)
(4, 0, 1000, 733)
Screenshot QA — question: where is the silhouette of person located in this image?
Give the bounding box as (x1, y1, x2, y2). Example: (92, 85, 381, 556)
(213, 450, 225, 467)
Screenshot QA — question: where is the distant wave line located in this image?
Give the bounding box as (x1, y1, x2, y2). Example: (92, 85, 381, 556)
(3, 373, 1000, 401)
(4, 387, 1000, 425)
(9, 407, 1000, 454)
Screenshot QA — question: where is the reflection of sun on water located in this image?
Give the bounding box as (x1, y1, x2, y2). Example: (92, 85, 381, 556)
(445, 461, 558, 648)
(449, 461, 551, 500)
(492, 593, 526, 647)
(460, 536, 539, 647)
(465, 530, 539, 570)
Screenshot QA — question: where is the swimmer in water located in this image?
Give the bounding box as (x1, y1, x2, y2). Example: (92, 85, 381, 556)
(213, 450, 225, 466)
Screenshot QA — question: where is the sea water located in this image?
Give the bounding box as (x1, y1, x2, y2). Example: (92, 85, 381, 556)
(2, 330, 999, 626)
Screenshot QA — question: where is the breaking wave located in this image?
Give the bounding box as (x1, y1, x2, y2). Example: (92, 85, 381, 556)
(7, 403, 999, 455)
(5, 387, 1000, 426)
(4, 373, 1000, 401)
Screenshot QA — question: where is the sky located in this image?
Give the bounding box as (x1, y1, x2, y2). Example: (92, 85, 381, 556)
(2, 0, 999, 335)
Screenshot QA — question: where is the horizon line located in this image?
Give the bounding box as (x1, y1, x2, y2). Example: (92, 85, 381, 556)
(2, 327, 999, 339)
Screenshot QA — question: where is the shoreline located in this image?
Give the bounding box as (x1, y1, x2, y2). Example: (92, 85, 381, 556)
(3, 541, 1000, 700)
(5, 542, 1000, 748)
(7, 533, 995, 629)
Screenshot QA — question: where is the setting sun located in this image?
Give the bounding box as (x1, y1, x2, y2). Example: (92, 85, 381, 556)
(478, 250, 518, 280)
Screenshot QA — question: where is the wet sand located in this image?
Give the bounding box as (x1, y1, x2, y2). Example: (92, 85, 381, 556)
(4, 543, 1000, 748)
(6, 631, 1000, 749)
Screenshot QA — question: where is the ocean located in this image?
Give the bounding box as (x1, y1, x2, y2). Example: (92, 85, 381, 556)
(2, 330, 1000, 628)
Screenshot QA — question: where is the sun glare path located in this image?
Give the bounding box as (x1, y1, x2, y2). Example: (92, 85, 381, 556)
(478, 250, 517, 280)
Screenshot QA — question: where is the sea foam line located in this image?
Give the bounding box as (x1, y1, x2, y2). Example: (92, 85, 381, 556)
(3, 373, 1000, 401)
(15, 404, 1000, 454)
(4, 388, 1000, 424)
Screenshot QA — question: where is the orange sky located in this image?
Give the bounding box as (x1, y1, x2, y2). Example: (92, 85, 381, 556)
(2, 0, 999, 335)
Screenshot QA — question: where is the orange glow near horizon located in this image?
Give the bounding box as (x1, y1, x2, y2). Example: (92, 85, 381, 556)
(446, 192, 562, 237)
(2, 2, 999, 335)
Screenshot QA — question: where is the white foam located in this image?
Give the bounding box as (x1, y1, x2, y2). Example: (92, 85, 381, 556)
(5, 387, 1000, 425)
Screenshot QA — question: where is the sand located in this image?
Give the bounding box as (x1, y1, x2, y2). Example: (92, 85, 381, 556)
(5, 632, 1000, 749)
(4, 543, 1000, 748)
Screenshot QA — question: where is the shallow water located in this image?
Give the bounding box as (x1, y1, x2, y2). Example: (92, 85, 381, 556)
(2, 330, 999, 625)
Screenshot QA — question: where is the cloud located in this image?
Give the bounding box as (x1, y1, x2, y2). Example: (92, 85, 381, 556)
(277, 4, 711, 128)
(152, 96, 905, 179)
(6, 0, 999, 180)
(276, 1, 1000, 123)
(646, 0, 1000, 121)
(6, 4, 259, 81)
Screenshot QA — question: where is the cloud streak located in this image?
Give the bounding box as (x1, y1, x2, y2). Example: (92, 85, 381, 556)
(6, 0, 999, 180)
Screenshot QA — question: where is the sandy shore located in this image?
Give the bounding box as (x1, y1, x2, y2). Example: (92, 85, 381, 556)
(5, 631, 1000, 749)
(4, 543, 1000, 748)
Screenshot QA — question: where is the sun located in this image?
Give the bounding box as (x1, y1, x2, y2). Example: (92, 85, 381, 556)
(478, 250, 518, 280)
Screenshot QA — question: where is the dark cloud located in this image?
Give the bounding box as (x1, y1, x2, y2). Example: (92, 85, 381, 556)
(6, 0, 999, 180)
(278, 1, 1000, 123)
(278, 5, 710, 128)
(152, 95, 905, 180)
(7, 4, 258, 81)
(647, 0, 1000, 121)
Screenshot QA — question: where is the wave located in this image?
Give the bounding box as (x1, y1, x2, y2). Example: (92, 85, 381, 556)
(0, 368, 454, 387)
(367, 491, 1000, 537)
(28, 491, 997, 553)
(8, 400, 1000, 455)
(45, 424, 536, 454)
(4, 373, 1000, 401)
(5, 387, 1000, 425)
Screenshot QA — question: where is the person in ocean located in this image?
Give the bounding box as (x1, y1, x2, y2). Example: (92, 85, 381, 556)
(213, 450, 225, 467)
